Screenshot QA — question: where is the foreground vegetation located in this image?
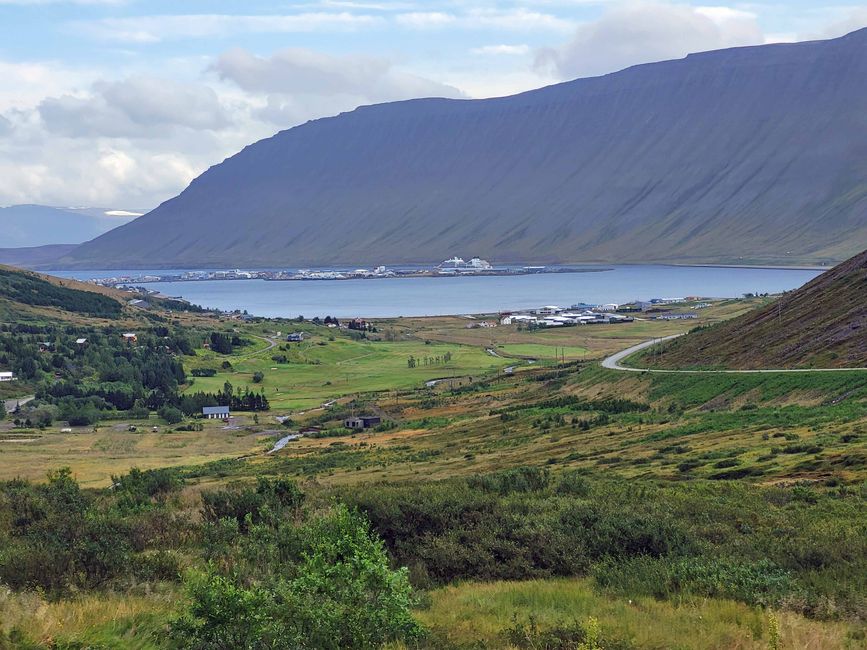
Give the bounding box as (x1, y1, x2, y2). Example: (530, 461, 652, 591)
(0, 268, 865, 647)
(0, 466, 864, 648)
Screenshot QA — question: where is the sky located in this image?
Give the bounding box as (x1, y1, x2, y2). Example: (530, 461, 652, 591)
(0, 0, 865, 211)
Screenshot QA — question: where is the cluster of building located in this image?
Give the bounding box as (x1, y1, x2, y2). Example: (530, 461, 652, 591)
(498, 297, 711, 328)
(501, 305, 634, 328)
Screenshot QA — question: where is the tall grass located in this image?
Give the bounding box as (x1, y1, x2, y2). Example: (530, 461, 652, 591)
(406, 578, 863, 649)
(0, 586, 176, 648)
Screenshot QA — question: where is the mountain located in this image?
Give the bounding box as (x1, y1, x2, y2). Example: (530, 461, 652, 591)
(647, 247, 867, 369)
(0, 244, 78, 269)
(63, 29, 867, 270)
(0, 205, 140, 248)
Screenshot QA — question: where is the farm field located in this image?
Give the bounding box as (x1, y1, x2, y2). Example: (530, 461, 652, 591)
(0, 416, 272, 486)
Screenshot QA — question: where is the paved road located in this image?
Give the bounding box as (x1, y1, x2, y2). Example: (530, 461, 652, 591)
(239, 334, 279, 358)
(602, 336, 867, 374)
(3, 395, 35, 413)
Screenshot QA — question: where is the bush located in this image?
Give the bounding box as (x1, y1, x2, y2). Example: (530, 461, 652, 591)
(201, 478, 304, 532)
(252, 371, 264, 383)
(158, 406, 183, 424)
(172, 505, 423, 649)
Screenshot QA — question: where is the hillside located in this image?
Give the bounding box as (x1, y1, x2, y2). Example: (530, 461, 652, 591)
(0, 205, 138, 249)
(0, 265, 124, 319)
(0, 244, 77, 269)
(645, 248, 867, 369)
(62, 29, 867, 270)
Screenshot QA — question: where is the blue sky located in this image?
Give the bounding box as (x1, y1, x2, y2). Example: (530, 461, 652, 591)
(0, 0, 865, 209)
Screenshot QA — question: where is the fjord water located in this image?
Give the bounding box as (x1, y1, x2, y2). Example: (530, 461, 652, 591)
(56, 265, 823, 318)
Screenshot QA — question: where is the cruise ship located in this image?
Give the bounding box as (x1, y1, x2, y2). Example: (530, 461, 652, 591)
(437, 256, 493, 271)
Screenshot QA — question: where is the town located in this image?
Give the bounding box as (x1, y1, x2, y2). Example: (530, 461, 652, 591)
(84, 257, 612, 287)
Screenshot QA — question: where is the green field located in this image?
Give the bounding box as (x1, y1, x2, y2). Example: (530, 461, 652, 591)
(187, 334, 510, 410)
(496, 343, 590, 360)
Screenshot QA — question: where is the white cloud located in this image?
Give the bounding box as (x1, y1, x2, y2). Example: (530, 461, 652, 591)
(395, 8, 574, 32)
(0, 0, 123, 4)
(0, 60, 96, 111)
(471, 44, 531, 55)
(213, 47, 464, 106)
(814, 8, 867, 39)
(537, 1, 764, 79)
(75, 12, 384, 43)
(38, 76, 230, 138)
(395, 12, 456, 28)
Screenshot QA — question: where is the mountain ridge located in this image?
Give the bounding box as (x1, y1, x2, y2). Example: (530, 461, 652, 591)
(62, 28, 867, 270)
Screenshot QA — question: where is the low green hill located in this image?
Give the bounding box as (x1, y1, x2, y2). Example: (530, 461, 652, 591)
(645, 248, 867, 369)
(0, 266, 122, 319)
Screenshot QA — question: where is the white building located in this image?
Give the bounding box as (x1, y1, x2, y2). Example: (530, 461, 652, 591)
(202, 406, 230, 420)
(0, 371, 16, 382)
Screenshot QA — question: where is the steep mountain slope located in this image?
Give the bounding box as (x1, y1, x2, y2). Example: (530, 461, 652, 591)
(647, 248, 867, 369)
(65, 29, 867, 270)
(0, 205, 138, 248)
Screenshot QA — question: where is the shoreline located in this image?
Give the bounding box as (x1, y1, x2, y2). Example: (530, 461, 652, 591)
(666, 262, 833, 271)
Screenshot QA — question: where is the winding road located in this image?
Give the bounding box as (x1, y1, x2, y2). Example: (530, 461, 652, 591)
(3, 395, 34, 413)
(601, 336, 867, 374)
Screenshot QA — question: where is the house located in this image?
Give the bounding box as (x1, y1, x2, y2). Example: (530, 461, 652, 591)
(122, 333, 138, 345)
(75, 338, 88, 346)
(286, 332, 305, 342)
(535, 305, 563, 316)
(0, 371, 16, 382)
(203, 405, 231, 420)
(344, 415, 382, 430)
(38, 341, 52, 352)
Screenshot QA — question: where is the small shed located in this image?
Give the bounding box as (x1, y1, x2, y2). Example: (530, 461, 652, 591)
(344, 415, 382, 430)
(203, 405, 231, 420)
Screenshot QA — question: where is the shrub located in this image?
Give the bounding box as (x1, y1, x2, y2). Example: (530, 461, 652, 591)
(171, 505, 423, 649)
(158, 405, 183, 424)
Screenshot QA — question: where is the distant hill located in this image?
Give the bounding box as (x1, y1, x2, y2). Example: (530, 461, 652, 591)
(0, 244, 78, 269)
(0, 205, 140, 248)
(646, 248, 867, 369)
(63, 29, 867, 270)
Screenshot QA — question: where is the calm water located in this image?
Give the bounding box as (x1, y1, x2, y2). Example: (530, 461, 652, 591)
(52, 265, 824, 318)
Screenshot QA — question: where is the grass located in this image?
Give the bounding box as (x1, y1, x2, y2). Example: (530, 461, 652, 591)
(186, 333, 511, 410)
(0, 586, 176, 649)
(0, 417, 272, 487)
(407, 578, 864, 649)
(496, 343, 589, 360)
(4, 578, 862, 649)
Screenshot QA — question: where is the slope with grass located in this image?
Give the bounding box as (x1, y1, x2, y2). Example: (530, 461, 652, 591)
(643, 248, 867, 369)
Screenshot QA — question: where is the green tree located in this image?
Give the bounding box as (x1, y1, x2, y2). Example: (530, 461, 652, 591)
(172, 505, 422, 649)
(158, 405, 183, 424)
